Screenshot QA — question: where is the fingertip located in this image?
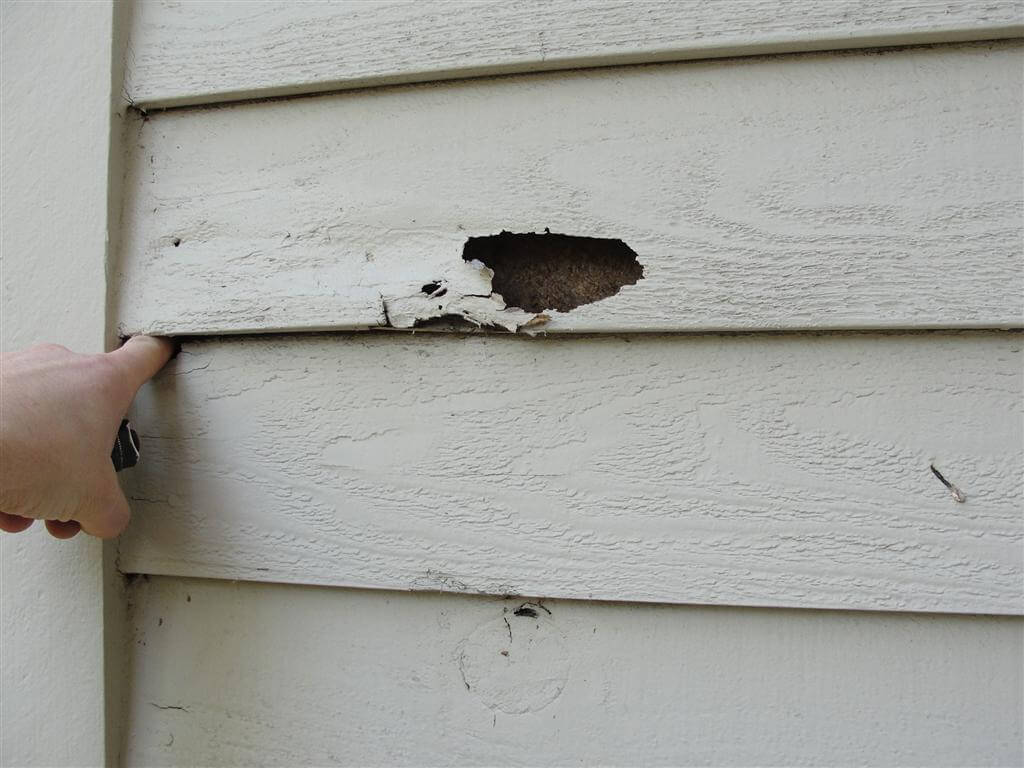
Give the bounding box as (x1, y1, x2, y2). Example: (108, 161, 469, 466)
(118, 334, 175, 361)
(0, 512, 35, 533)
(45, 519, 81, 539)
(110, 335, 175, 391)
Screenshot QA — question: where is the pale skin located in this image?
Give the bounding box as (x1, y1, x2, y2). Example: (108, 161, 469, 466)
(0, 336, 174, 539)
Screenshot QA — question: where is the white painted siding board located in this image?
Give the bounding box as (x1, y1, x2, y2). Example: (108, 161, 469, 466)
(122, 577, 1024, 767)
(117, 332, 1024, 615)
(125, 0, 1024, 108)
(116, 43, 1024, 337)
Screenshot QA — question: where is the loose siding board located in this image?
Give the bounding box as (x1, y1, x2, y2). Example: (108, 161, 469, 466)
(115, 43, 1024, 337)
(124, 0, 1024, 108)
(117, 332, 1024, 615)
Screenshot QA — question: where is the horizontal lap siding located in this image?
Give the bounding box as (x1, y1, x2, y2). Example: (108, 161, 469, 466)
(121, 577, 1024, 766)
(117, 332, 1024, 615)
(119, 8, 1024, 764)
(115, 43, 1024, 337)
(125, 0, 1024, 107)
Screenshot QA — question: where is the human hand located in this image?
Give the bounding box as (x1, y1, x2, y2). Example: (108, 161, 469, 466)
(0, 336, 174, 539)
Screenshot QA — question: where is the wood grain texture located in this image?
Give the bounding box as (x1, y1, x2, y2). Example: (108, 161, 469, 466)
(114, 43, 1024, 337)
(117, 332, 1024, 615)
(124, 0, 1024, 108)
(123, 577, 1024, 767)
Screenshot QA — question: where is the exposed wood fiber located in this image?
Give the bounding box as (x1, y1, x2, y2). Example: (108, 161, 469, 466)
(462, 232, 643, 313)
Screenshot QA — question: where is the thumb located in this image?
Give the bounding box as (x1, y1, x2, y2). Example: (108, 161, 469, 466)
(78, 471, 132, 539)
(107, 336, 175, 398)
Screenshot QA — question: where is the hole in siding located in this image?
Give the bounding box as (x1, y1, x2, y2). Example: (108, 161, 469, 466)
(462, 231, 643, 313)
(171, 237, 181, 247)
(421, 282, 447, 298)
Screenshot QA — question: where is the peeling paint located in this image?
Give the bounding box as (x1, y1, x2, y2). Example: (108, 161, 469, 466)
(381, 258, 544, 332)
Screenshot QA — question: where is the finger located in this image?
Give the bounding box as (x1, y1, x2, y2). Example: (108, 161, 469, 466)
(107, 336, 175, 396)
(0, 512, 35, 533)
(77, 474, 132, 539)
(45, 519, 81, 539)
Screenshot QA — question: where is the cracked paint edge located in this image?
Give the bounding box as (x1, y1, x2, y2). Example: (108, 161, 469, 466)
(381, 259, 547, 333)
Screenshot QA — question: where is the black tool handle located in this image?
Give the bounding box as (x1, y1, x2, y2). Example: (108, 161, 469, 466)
(111, 420, 140, 472)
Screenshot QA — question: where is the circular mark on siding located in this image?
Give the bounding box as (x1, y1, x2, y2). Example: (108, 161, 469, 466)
(457, 611, 569, 715)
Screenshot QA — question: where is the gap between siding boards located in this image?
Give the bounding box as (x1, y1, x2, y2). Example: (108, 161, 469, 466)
(125, 37, 1024, 113)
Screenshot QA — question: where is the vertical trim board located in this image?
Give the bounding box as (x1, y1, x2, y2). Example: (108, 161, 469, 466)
(1, 2, 118, 765)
